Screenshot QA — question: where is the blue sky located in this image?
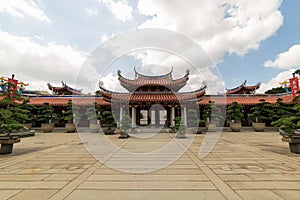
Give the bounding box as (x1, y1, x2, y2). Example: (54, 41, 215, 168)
(219, 0, 300, 89)
(0, 0, 299, 94)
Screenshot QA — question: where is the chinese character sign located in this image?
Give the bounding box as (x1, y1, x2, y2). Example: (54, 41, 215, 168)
(289, 76, 299, 96)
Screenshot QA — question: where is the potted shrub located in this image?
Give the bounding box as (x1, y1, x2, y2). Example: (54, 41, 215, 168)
(36, 103, 58, 133)
(271, 98, 295, 128)
(249, 99, 275, 132)
(19, 101, 37, 130)
(62, 100, 81, 133)
(100, 111, 117, 135)
(170, 116, 186, 138)
(272, 116, 300, 153)
(272, 94, 300, 153)
(187, 109, 199, 134)
(226, 102, 244, 132)
(203, 101, 224, 131)
(197, 119, 207, 134)
(85, 103, 101, 133)
(0, 81, 27, 154)
(119, 115, 131, 139)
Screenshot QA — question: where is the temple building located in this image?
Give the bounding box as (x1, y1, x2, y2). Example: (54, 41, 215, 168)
(226, 81, 261, 95)
(99, 68, 206, 127)
(1, 71, 295, 128)
(48, 81, 83, 95)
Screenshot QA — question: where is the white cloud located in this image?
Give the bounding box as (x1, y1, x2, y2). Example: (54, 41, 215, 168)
(133, 0, 283, 93)
(137, 0, 283, 62)
(0, 29, 90, 93)
(257, 69, 295, 93)
(99, 0, 133, 23)
(264, 45, 300, 69)
(85, 7, 98, 16)
(0, 0, 51, 23)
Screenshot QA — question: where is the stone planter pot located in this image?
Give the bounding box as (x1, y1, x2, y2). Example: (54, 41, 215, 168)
(90, 124, 100, 133)
(23, 123, 32, 130)
(65, 123, 76, 133)
(206, 123, 217, 132)
(102, 126, 116, 135)
(41, 123, 54, 133)
(252, 122, 265, 132)
(0, 135, 20, 154)
(176, 130, 186, 139)
(230, 122, 242, 132)
(197, 127, 207, 134)
(280, 131, 300, 154)
(119, 131, 129, 139)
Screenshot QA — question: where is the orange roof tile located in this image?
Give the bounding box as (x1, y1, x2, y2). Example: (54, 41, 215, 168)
(199, 95, 294, 105)
(28, 96, 110, 106)
(118, 69, 189, 92)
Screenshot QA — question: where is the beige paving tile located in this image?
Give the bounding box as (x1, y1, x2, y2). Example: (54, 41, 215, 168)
(236, 190, 283, 200)
(247, 173, 300, 181)
(219, 174, 252, 181)
(273, 190, 300, 200)
(0, 181, 68, 189)
(87, 174, 209, 181)
(65, 190, 226, 200)
(0, 190, 21, 199)
(44, 174, 79, 181)
(227, 181, 300, 190)
(9, 190, 57, 200)
(78, 181, 216, 190)
(0, 174, 49, 181)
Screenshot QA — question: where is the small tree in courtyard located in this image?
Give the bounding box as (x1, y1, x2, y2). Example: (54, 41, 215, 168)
(249, 99, 275, 124)
(226, 102, 244, 122)
(203, 101, 224, 125)
(0, 81, 28, 133)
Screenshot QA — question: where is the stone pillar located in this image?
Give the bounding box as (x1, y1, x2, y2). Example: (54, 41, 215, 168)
(119, 106, 123, 124)
(132, 107, 136, 128)
(183, 106, 187, 127)
(171, 107, 175, 126)
(155, 108, 160, 126)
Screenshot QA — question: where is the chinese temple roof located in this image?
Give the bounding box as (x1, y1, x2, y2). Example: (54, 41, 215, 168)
(118, 68, 189, 92)
(28, 96, 110, 106)
(100, 87, 206, 104)
(226, 80, 261, 95)
(23, 93, 294, 107)
(47, 82, 83, 95)
(100, 73, 206, 104)
(199, 94, 294, 106)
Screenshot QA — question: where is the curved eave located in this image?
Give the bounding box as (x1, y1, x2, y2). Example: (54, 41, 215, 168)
(28, 96, 110, 106)
(226, 81, 246, 94)
(226, 82, 260, 94)
(199, 94, 293, 106)
(118, 69, 189, 92)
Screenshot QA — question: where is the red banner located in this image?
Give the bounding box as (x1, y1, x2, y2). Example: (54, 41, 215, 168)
(289, 76, 299, 96)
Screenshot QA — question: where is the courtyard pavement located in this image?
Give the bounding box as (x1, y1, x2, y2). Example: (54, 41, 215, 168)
(0, 129, 299, 200)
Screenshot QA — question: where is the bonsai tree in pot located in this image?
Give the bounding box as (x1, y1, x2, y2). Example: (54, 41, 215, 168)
(249, 99, 275, 132)
(170, 116, 181, 133)
(203, 100, 224, 131)
(119, 115, 131, 138)
(197, 119, 207, 134)
(187, 109, 199, 134)
(226, 102, 244, 132)
(271, 98, 295, 127)
(62, 100, 81, 133)
(100, 111, 117, 135)
(272, 94, 300, 153)
(85, 102, 101, 133)
(0, 81, 27, 134)
(18, 100, 37, 130)
(36, 103, 58, 133)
